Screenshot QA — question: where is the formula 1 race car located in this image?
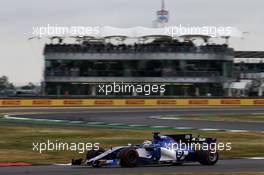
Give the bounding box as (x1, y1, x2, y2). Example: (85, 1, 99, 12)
(72, 132, 219, 167)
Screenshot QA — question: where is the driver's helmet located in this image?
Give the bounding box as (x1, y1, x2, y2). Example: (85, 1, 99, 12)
(143, 140, 152, 147)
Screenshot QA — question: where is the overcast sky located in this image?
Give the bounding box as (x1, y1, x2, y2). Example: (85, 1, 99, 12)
(0, 0, 263, 85)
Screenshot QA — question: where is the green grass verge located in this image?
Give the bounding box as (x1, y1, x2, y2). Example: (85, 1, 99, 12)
(0, 125, 263, 164)
(161, 115, 264, 122)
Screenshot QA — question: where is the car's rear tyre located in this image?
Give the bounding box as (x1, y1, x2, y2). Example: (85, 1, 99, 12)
(86, 147, 105, 160)
(118, 147, 139, 167)
(198, 151, 219, 165)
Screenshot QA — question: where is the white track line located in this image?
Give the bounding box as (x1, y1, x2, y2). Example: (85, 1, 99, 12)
(199, 128, 222, 131)
(242, 157, 264, 160)
(227, 130, 249, 133)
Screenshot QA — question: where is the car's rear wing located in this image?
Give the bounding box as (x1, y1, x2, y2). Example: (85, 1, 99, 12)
(165, 134, 217, 144)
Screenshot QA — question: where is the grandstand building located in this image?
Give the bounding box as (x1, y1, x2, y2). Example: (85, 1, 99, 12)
(233, 51, 264, 96)
(42, 1, 264, 97)
(43, 27, 239, 97)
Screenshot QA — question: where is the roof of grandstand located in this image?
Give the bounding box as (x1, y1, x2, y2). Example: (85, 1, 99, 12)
(41, 26, 243, 39)
(100, 26, 242, 38)
(234, 51, 264, 58)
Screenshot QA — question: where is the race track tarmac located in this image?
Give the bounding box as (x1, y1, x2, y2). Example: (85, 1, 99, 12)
(1, 159, 264, 175)
(1, 106, 264, 131)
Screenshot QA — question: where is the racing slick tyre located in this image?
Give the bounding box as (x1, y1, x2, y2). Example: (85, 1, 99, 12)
(86, 147, 105, 160)
(118, 147, 139, 167)
(197, 150, 219, 165)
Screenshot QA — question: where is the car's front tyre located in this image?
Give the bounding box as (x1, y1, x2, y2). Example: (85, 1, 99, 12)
(118, 147, 139, 167)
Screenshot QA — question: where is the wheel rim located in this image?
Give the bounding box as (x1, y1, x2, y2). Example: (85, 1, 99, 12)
(208, 152, 217, 162)
(128, 151, 137, 162)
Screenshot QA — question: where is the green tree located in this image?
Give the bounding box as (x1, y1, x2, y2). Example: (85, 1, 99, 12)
(21, 82, 36, 90)
(0, 76, 14, 91)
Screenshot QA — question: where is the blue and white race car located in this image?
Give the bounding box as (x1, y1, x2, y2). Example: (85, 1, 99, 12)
(72, 132, 219, 167)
